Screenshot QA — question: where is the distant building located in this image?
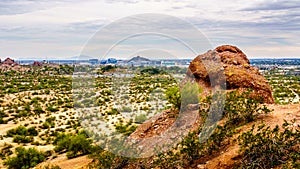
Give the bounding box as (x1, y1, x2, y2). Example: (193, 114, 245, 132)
(161, 61, 176, 67)
(99, 58, 117, 65)
(100, 60, 107, 64)
(108, 58, 117, 64)
(89, 59, 99, 65)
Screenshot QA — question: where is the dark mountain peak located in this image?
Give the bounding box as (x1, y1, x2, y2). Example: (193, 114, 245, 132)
(127, 56, 150, 63)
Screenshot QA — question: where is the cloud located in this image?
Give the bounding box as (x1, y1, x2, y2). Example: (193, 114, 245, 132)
(0, 0, 79, 15)
(0, 0, 299, 59)
(242, 0, 300, 11)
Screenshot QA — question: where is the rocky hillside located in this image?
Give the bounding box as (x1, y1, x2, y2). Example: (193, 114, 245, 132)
(131, 45, 275, 139)
(125, 45, 299, 169)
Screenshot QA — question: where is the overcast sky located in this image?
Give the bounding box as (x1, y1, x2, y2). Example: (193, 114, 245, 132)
(0, 0, 300, 59)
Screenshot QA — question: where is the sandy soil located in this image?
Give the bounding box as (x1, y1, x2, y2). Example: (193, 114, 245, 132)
(37, 155, 92, 169)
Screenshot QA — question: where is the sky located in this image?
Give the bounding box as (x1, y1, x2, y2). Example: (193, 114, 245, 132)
(0, 0, 300, 60)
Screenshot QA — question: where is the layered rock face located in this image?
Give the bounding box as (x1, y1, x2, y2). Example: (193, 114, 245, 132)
(188, 45, 274, 103)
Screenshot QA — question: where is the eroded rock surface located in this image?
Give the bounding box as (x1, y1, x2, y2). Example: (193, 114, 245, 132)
(188, 45, 274, 104)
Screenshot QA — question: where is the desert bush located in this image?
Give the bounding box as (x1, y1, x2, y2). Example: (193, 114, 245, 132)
(7, 126, 37, 144)
(33, 106, 44, 116)
(0, 117, 8, 124)
(140, 67, 162, 75)
(0, 110, 8, 124)
(237, 120, 300, 169)
(89, 146, 128, 169)
(180, 81, 201, 111)
(0, 143, 13, 160)
(165, 86, 181, 110)
(42, 117, 56, 129)
(114, 120, 137, 136)
(47, 106, 59, 112)
(134, 114, 147, 124)
(27, 126, 38, 136)
(224, 90, 270, 125)
(37, 164, 61, 169)
(13, 135, 33, 144)
(106, 108, 119, 115)
(4, 147, 45, 169)
(121, 106, 132, 112)
(7, 126, 38, 137)
(54, 132, 93, 159)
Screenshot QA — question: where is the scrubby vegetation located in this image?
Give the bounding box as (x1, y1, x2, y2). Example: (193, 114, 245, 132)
(0, 63, 299, 168)
(264, 68, 300, 104)
(4, 147, 46, 169)
(53, 132, 93, 159)
(237, 120, 300, 168)
(150, 91, 270, 168)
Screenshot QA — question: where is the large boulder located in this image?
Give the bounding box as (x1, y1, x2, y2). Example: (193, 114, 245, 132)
(188, 45, 274, 103)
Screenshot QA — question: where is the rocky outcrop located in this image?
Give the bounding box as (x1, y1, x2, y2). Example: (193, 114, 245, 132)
(33, 61, 43, 66)
(1, 58, 18, 66)
(0, 58, 29, 71)
(188, 45, 274, 103)
(129, 45, 274, 141)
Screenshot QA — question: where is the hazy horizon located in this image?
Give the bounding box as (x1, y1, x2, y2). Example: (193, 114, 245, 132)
(1, 55, 300, 61)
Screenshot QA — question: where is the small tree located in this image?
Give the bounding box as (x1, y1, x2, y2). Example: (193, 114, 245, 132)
(54, 132, 93, 159)
(180, 81, 200, 111)
(4, 147, 45, 169)
(165, 86, 181, 110)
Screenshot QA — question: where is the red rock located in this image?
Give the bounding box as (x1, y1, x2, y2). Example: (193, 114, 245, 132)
(188, 45, 274, 103)
(33, 61, 43, 66)
(1, 58, 18, 66)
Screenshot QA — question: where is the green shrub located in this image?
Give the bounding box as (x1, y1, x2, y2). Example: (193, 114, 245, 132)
(43, 117, 56, 128)
(13, 135, 33, 144)
(54, 132, 93, 159)
(44, 89, 50, 94)
(0, 143, 13, 160)
(121, 106, 132, 112)
(224, 90, 270, 125)
(41, 164, 61, 169)
(114, 120, 137, 136)
(89, 146, 127, 169)
(33, 106, 45, 115)
(165, 86, 181, 110)
(0, 117, 8, 124)
(4, 147, 45, 169)
(140, 67, 162, 75)
(237, 120, 300, 169)
(134, 114, 147, 124)
(180, 81, 201, 111)
(7, 126, 38, 137)
(106, 108, 119, 115)
(0, 110, 8, 124)
(27, 126, 38, 136)
(47, 106, 59, 112)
